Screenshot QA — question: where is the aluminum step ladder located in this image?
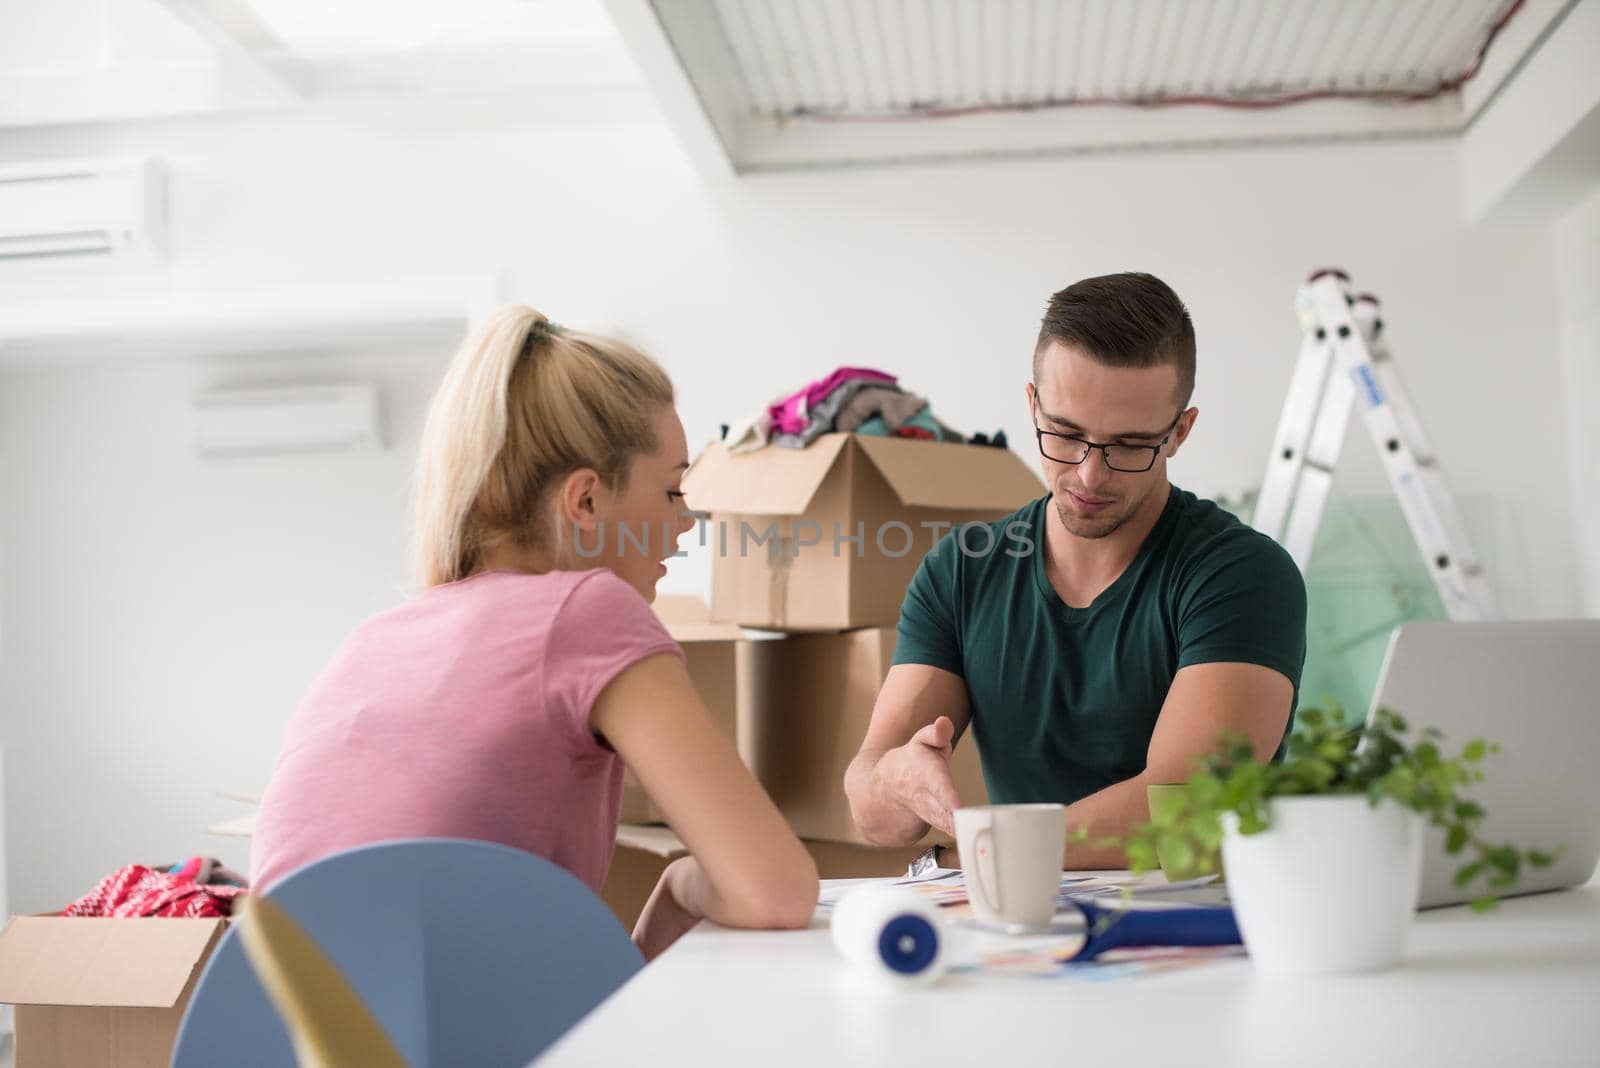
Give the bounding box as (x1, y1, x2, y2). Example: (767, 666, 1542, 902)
(1252, 269, 1497, 622)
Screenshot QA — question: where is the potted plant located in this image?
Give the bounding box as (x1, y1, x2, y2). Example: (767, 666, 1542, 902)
(1123, 706, 1559, 975)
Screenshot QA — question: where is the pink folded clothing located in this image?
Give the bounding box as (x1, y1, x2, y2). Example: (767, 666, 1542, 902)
(767, 366, 897, 436)
(63, 857, 249, 919)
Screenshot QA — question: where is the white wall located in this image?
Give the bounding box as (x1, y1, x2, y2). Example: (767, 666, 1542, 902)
(0, 346, 440, 912)
(0, 96, 1583, 913)
(1555, 184, 1600, 616)
(1461, 0, 1600, 223)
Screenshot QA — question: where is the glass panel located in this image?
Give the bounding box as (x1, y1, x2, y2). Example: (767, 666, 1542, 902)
(1225, 491, 1499, 729)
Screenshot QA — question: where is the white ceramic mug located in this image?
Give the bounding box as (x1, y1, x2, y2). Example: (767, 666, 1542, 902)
(954, 803, 1068, 932)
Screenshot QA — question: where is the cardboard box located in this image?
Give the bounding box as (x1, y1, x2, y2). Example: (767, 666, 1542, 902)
(601, 825, 926, 931)
(801, 839, 929, 880)
(618, 603, 752, 824)
(0, 914, 228, 1068)
(684, 434, 1044, 631)
(651, 595, 711, 624)
(740, 626, 989, 845)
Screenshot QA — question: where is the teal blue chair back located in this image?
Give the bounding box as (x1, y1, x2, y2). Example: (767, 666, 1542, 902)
(171, 838, 643, 1067)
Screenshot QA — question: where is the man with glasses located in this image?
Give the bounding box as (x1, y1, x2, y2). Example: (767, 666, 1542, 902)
(845, 272, 1306, 867)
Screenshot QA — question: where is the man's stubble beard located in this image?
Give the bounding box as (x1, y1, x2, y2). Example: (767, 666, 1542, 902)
(1052, 496, 1128, 541)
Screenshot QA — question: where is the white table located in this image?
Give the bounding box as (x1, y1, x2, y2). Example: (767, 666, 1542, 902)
(538, 874, 1600, 1067)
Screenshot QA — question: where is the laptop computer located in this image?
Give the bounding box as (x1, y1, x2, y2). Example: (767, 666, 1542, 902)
(1366, 620, 1600, 908)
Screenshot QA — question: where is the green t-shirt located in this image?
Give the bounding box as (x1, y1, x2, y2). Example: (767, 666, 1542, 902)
(893, 486, 1307, 806)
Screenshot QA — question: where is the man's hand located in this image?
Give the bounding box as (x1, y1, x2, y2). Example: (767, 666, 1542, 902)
(845, 664, 973, 845)
(873, 715, 963, 837)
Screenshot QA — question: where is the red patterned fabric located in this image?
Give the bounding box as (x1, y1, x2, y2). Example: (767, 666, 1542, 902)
(63, 863, 247, 918)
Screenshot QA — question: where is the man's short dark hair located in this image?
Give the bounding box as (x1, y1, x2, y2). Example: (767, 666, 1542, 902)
(1034, 272, 1196, 407)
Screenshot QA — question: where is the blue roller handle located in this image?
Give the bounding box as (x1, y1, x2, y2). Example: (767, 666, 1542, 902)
(1065, 901, 1241, 962)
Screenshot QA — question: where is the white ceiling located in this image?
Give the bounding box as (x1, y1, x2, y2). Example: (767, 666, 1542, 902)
(0, 0, 1583, 174)
(0, 0, 641, 128)
(708, 0, 1515, 119)
(611, 0, 1583, 171)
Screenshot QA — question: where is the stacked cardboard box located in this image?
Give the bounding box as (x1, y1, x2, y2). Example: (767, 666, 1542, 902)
(685, 431, 1043, 843)
(611, 433, 1045, 921)
(684, 433, 1044, 632)
(737, 626, 990, 845)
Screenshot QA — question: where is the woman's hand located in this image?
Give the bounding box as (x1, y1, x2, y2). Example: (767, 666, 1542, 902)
(631, 857, 705, 961)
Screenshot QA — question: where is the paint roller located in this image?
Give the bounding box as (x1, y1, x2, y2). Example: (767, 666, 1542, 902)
(830, 884, 947, 984)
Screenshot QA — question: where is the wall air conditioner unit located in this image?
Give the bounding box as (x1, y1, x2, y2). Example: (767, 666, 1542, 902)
(193, 384, 384, 458)
(0, 157, 168, 263)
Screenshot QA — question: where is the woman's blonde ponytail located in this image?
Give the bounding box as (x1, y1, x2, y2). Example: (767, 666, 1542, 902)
(411, 305, 674, 588)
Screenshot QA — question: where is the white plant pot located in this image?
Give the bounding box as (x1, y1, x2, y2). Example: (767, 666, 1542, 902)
(1221, 795, 1424, 976)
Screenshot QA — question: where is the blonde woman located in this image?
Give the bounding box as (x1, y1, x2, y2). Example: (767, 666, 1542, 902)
(251, 307, 818, 958)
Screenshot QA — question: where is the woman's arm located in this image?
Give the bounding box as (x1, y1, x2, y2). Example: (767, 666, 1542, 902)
(590, 653, 819, 958)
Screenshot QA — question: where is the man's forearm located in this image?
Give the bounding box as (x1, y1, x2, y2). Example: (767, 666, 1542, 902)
(844, 750, 930, 846)
(1061, 772, 1154, 869)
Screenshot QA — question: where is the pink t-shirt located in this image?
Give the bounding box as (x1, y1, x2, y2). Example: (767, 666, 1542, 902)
(250, 568, 682, 893)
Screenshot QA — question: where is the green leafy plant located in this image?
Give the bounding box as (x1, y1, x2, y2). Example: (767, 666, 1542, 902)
(1124, 705, 1561, 910)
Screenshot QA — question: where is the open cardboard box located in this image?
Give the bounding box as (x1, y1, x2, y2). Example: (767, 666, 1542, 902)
(601, 824, 928, 931)
(0, 914, 228, 1068)
(685, 434, 1044, 631)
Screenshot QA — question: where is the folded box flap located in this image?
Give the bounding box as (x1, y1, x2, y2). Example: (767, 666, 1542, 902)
(208, 811, 258, 837)
(664, 621, 746, 644)
(615, 825, 689, 858)
(853, 436, 1045, 511)
(652, 595, 710, 624)
(682, 435, 852, 515)
(0, 915, 225, 1009)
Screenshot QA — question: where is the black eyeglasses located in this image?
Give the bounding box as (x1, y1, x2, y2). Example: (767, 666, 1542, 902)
(1034, 410, 1183, 473)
